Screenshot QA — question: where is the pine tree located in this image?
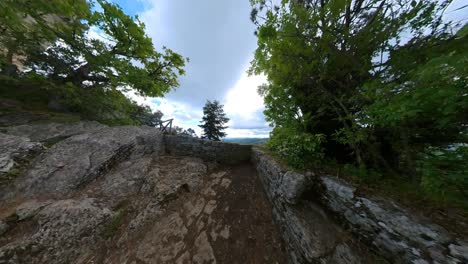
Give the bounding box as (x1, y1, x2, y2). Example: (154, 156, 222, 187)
(199, 100, 229, 141)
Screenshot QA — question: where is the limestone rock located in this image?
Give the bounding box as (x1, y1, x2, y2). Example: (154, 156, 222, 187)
(281, 171, 311, 204)
(0, 220, 8, 236)
(91, 157, 154, 199)
(448, 240, 468, 262)
(320, 176, 458, 262)
(1, 121, 107, 142)
(0, 133, 42, 174)
(0, 198, 113, 263)
(7, 126, 162, 198)
(15, 200, 53, 221)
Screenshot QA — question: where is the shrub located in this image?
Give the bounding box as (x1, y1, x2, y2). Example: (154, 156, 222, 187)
(0, 74, 157, 126)
(267, 127, 325, 169)
(342, 164, 382, 183)
(418, 145, 468, 200)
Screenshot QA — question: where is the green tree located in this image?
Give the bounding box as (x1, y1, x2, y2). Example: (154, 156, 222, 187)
(134, 109, 164, 127)
(0, 0, 187, 126)
(249, 0, 457, 172)
(199, 100, 229, 141)
(184, 128, 197, 137)
(1, 0, 187, 97)
(0, 0, 90, 74)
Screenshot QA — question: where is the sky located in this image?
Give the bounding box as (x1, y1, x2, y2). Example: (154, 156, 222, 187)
(110, 0, 467, 138)
(111, 0, 271, 138)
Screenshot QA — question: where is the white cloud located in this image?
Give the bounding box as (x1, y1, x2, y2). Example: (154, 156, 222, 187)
(224, 72, 266, 120)
(119, 0, 270, 138)
(222, 70, 271, 138)
(124, 90, 203, 135)
(123, 68, 272, 138)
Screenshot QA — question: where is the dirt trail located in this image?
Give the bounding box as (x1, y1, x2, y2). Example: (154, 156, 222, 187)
(210, 163, 287, 264)
(101, 160, 288, 264)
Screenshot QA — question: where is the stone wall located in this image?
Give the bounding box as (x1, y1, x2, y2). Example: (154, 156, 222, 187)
(164, 135, 251, 165)
(252, 147, 468, 264)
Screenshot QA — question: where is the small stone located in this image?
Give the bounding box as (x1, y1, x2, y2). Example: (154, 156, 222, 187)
(219, 226, 230, 239)
(220, 178, 231, 188)
(0, 220, 9, 235)
(449, 241, 468, 260)
(203, 200, 217, 215)
(192, 231, 215, 264)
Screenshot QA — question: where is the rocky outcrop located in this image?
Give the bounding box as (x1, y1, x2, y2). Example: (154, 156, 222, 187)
(0, 124, 286, 263)
(252, 147, 468, 264)
(2, 126, 163, 199)
(1, 121, 106, 142)
(1, 198, 114, 264)
(164, 135, 251, 164)
(0, 133, 42, 176)
(320, 176, 468, 264)
(0, 125, 204, 263)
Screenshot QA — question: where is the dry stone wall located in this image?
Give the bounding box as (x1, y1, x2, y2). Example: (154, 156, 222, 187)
(252, 147, 468, 264)
(164, 135, 251, 165)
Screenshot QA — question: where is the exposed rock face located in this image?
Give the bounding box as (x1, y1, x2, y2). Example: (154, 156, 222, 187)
(0, 133, 42, 175)
(2, 120, 466, 264)
(165, 135, 252, 164)
(252, 147, 468, 264)
(0, 198, 113, 264)
(0, 124, 285, 263)
(3, 126, 163, 199)
(1, 121, 106, 142)
(320, 176, 468, 264)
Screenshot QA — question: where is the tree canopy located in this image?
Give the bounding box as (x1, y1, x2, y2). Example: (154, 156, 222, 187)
(0, 0, 187, 97)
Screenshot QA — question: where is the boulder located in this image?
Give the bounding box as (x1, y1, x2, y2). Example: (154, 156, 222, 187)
(280, 171, 311, 204)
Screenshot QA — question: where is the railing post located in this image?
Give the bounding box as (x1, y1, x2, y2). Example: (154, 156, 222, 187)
(157, 119, 174, 134)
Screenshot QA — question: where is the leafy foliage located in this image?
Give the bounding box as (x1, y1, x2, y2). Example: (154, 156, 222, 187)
(419, 146, 468, 200)
(135, 110, 164, 127)
(0, 0, 186, 126)
(267, 126, 325, 169)
(250, 0, 467, 201)
(199, 100, 229, 141)
(24, 0, 187, 97)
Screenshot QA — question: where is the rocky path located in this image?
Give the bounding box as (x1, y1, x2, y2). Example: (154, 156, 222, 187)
(0, 123, 287, 264)
(1, 155, 287, 264)
(99, 160, 287, 264)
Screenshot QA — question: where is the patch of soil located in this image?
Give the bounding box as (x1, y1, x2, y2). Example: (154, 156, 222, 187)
(210, 163, 288, 264)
